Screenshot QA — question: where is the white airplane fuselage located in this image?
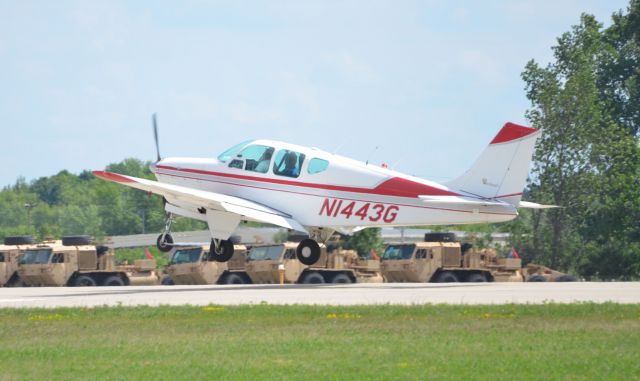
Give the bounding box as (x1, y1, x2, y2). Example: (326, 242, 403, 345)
(151, 138, 518, 232)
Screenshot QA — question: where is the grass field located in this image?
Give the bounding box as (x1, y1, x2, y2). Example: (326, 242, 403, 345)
(1, 304, 639, 380)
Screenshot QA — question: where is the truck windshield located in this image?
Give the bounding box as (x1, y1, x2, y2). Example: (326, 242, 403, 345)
(20, 249, 52, 264)
(248, 245, 284, 261)
(382, 245, 416, 260)
(170, 248, 202, 264)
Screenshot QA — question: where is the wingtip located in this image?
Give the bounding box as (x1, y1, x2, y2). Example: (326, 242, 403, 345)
(92, 170, 135, 183)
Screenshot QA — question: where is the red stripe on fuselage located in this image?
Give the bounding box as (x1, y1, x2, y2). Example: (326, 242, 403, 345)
(156, 165, 459, 198)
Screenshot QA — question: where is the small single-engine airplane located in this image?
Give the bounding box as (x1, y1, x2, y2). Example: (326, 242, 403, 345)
(94, 117, 552, 266)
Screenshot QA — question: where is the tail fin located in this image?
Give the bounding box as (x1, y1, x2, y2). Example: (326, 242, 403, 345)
(445, 122, 540, 206)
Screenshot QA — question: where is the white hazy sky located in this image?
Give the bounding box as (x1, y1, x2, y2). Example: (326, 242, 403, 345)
(0, 0, 630, 187)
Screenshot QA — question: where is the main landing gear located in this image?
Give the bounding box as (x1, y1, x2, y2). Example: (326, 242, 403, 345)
(296, 238, 321, 265)
(156, 214, 176, 252)
(209, 238, 234, 262)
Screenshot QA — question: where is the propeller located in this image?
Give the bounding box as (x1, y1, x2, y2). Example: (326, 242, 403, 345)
(153, 113, 161, 162)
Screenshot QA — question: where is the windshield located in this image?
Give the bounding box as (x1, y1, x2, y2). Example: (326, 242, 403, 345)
(170, 248, 202, 264)
(382, 244, 416, 260)
(248, 245, 284, 261)
(217, 140, 252, 163)
(20, 249, 52, 265)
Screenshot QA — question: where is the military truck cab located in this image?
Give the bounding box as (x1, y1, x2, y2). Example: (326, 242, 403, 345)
(17, 236, 159, 286)
(0, 236, 36, 287)
(164, 244, 250, 285)
(245, 242, 383, 284)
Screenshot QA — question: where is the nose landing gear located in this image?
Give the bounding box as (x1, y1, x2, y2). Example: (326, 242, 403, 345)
(209, 238, 235, 262)
(156, 213, 175, 252)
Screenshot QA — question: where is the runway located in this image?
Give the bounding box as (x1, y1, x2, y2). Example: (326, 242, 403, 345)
(0, 282, 639, 308)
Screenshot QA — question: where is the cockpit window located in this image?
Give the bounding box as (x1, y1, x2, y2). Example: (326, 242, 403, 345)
(248, 245, 284, 261)
(217, 140, 251, 163)
(307, 158, 329, 175)
(170, 248, 202, 264)
(229, 145, 275, 174)
(273, 150, 305, 178)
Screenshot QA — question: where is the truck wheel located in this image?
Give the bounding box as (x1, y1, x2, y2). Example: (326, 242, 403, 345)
(62, 235, 93, 246)
(210, 239, 234, 262)
(161, 277, 175, 285)
(73, 275, 97, 287)
(465, 273, 488, 282)
(156, 233, 174, 252)
(555, 275, 576, 282)
(103, 276, 125, 286)
(527, 275, 547, 282)
(4, 236, 35, 245)
(332, 274, 353, 284)
(434, 271, 459, 283)
(221, 273, 245, 284)
(296, 239, 321, 266)
(300, 272, 325, 284)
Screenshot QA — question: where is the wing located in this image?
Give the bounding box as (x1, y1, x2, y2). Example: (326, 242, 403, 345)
(93, 171, 307, 237)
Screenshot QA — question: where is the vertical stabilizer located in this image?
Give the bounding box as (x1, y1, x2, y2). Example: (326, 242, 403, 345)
(445, 122, 540, 206)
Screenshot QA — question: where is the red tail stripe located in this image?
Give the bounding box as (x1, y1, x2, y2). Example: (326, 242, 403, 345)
(491, 122, 537, 144)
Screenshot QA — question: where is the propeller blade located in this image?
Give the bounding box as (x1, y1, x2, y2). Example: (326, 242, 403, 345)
(153, 113, 161, 162)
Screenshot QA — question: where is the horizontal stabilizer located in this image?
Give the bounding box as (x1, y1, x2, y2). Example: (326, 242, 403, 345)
(518, 201, 560, 209)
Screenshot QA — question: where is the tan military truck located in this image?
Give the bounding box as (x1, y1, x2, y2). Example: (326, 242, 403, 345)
(0, 236, 36, 287)
(163, 244, 251, 285)
(18, 236, 160, 286)
(381, 238, 575, 283)
(245, 242, 383, 284)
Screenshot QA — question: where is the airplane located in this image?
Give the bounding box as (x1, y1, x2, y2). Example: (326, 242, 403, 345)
(93, 117, 552, 266)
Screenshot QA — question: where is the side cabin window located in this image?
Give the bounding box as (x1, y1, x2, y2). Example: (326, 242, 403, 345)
(273, 150, 305, 178)
(229, 145, 274, 174)
(416, 249, 427, 259)
(52, 253, 64, 263)
(0, 252, 5, 262)
(307, 158, 329, 175)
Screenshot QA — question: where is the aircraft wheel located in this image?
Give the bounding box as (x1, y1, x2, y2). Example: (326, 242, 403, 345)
(73, 275, 97, 287)
(434, 271, 459, 283)
(221, 273, 245, 284)
(156, 233, 174, 252)
(300, 272, 325, 284)
(527, 275, 547, 282)
(331, 274, 353, 284)
(296, 239, 321, 265)
(465, 273, 488, 283)
(210, 239, 234, 262)
(103, 276, 125, 286)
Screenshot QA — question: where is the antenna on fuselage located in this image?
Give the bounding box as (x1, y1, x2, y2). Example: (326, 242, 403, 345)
(153, 113, 161, 162)
(365, 146, 379, 165)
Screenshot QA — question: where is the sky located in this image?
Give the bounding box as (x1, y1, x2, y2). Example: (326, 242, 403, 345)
(0, 0, 631, 188)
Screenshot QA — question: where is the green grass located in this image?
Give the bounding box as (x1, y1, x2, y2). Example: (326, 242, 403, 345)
(1, 304, 639, 380)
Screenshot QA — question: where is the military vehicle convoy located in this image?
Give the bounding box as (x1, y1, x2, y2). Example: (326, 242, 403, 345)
(245, 242, 383, 284)
(163, 244, 251, 285)
(381, 233, 575, 283)
(17, 236, 160, 286)
(0, 236, 35, 287)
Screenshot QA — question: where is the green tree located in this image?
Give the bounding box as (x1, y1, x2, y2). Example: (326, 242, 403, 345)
(342, 228, 384, 257)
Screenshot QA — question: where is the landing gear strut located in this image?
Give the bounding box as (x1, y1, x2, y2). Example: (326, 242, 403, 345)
(156, 213, 175, 252)
(209, 238, 235, 262)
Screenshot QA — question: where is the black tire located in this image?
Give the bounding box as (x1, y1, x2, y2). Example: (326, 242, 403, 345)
(62, 235, 93, 246)
(465, 273, 488, 282)
(4, 236, 35, 245)
(73, 275, 97, 287)
(210, 239, 234, 262)
(296, 239, 321, 266)
(434, 271, 459, 283)
(103, 275, 125, 286)
(331, 274, 353, 284)
(221, 273, 245, 284)
(161, 277, 175, 286)
(156, 233, 174, 252)
(300, 272, 325, 284)
(528, 275, 547, 282)
(555, 275, 577, 282)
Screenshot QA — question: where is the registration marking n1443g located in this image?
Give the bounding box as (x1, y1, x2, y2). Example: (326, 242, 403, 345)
(319, 198, 398, 223)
